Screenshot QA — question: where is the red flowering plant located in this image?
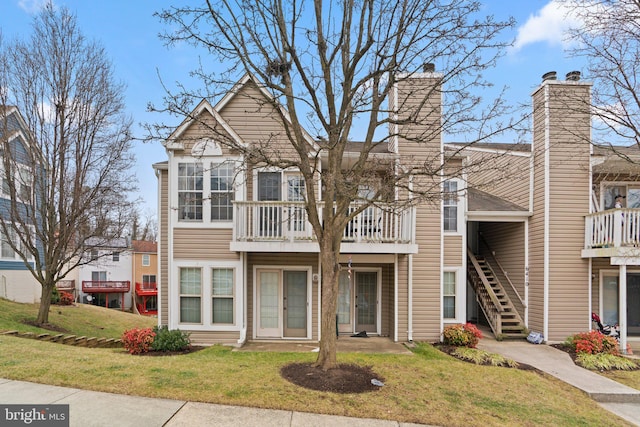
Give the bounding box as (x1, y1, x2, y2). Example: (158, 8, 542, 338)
(122, 327, 156, 355)
(442, 323, 483, 348)
(58, 291, 74, 305)
(568, 330, 619, 356)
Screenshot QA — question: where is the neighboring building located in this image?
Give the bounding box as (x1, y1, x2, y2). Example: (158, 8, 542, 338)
(132, 240, 158, 316)
(154, 70, 640, 352)
(78, 238, 132, 311)
(0, 106, 41, 303)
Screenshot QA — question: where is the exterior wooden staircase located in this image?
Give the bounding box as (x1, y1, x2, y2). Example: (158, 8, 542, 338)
(467, 249, 527, 339)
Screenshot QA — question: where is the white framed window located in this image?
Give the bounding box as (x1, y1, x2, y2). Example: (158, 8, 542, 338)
(92, 271, 107, 282)
(212, 268, 234, 324)
(179, 267, 202, 324)
(0, 228, 16, 259)
(178, 163, 203, 221)
(112, 251, 120, 262)
(443, 180, 458, 232)
(143, 274, 156, 286)
(443, 271, 456, 319)
(210, 162, 234, 221)
(142, 254, 150, 266)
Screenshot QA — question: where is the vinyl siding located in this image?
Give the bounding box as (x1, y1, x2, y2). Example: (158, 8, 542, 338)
(187, 331, 241, 346)
(465, 150, 530, 209)
(530, 81, 592, 341)
(443, 235, 463, 266)
(173, 228, 240, 260)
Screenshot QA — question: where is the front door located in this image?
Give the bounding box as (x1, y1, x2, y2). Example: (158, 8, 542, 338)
(257, 269, 309, 339)
(337, 270, 379, 334)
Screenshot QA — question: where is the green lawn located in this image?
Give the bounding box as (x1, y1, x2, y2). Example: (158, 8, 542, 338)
(0, 298, 636, 426)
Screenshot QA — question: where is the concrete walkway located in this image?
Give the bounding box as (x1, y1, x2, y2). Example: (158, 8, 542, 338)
(478, 339, 640, 426)
(0, 377, 430, 427)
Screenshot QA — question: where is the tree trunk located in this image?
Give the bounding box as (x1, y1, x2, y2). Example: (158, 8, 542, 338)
(315, 238, 340, 370)
(36, 284, 53, 324)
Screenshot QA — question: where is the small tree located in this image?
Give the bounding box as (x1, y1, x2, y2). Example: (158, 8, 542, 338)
(564, 0, 640, 147)
(0, 4, 136, 324)
(153, 0, 518, 370)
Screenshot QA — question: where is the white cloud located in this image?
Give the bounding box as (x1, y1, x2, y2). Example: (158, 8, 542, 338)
(511, 0, 581, 53)
(17, 0, 51, 15)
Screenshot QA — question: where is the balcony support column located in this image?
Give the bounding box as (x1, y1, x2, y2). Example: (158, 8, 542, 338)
(619, 264, 628, 354)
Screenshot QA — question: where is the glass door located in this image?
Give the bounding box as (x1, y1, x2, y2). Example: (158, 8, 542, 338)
(355, 271, 378, 333)
(257, 172, 282, 238)
(602, 273, 640, 336)
(257, 270, 280, 337)
(337, 271, 353, 334)
(283, 271, 307, 338)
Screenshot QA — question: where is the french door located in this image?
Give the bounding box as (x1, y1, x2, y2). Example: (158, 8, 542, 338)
(337, 270, 379, 334)
(602, 272, 640, 336)
(256, 269, 309, 338)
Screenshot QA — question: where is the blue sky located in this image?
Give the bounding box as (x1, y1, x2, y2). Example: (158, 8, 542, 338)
(0, 0, 586, 215)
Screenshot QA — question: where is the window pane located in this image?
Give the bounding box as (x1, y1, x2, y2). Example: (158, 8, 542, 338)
(180, 297, 201, 323)
(212, 298, 233, 323)
(443, 296, 455, 319)
(443, 272, 456, 295)
(212, 268, 233, 295)
(178, 163, 203, 221)
(142, 254, 150, 266)
(258, 172, 281, 201)
(180, 268, 201, 295)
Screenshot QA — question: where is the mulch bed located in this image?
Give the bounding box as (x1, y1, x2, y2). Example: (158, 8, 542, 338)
(280, 362, 384, 393)
(135, 346, 206, 356)
(22, 319, 70, 333)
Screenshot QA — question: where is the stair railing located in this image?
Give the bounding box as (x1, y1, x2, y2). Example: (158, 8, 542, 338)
(479, 235, 526, 310)
(467, 249, 503, 336)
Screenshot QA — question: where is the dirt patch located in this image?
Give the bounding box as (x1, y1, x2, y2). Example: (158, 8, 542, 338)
(21, 319, 70, 334)
(280, 362, 384, 393)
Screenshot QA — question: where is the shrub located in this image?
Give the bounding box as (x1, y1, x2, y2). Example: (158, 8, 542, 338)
(442, 323, 483, 348)
(567, 330, 619, 356)
(150, 326, 191, 352)
(576, 352, 638, 371)
(58, 291, 74, 305)
(122, 327, 156, 355)
(50, 287, 60, 304)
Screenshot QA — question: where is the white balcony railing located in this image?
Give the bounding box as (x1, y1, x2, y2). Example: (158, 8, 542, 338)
(585, 209, 640, 249)
(233, 201, 414, 244)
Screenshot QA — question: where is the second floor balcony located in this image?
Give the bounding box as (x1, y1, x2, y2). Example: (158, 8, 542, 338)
(230, 201, 418, 254)
(82, 280, 131, 293)
(583, 209, 640, 259)
(135, 281, 158, 295)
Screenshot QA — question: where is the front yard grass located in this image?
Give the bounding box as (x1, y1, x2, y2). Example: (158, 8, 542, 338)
(0, 337, 634, 427)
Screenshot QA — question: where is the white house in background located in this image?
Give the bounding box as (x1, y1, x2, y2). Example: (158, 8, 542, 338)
(77, 238, 133, 311)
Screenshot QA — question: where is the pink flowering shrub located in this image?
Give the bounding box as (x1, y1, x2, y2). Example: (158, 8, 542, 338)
(122, 327, 156, 355)
(442, 323, 483, 348)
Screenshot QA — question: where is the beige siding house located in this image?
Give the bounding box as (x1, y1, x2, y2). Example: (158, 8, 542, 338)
(154, 70, 640, 352)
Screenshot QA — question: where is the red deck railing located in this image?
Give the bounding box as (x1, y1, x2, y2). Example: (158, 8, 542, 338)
(82, 280, 130, 293)
(135, 282, 158, 295)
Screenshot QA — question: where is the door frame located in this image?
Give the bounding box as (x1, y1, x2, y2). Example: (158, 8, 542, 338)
(599, 268, 640, 336)
(337, 267, 382, 336)
(253, 265, 312, 340)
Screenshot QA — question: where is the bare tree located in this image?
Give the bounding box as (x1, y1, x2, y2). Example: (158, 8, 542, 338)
(0, 5, 137, 324)
(153, 0, 516, 370)
(130, 209, 158, 242)
(564, 0, 640, 147)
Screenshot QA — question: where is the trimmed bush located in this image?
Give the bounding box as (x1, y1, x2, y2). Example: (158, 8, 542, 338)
(50, 287, 61, 304)
(576, 352, 638, 371)
(442, 323, 483, 348)
(122, 327, 156, 355)
(566, 330, 619, 356)
(150, 326, 191, 352)
(58, 291, 74, 305)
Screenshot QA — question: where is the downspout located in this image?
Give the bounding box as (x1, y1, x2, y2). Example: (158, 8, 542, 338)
(154, 165, 163, 327)
(408, 254, 413, 342)
(394, 253, 398, 342)
(620, 264, 628, 353)
(237, 252, 247, 345)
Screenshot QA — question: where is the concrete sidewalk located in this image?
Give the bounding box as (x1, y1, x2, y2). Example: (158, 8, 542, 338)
(478, 339, 640, 426)
(0, 377, 430, 427)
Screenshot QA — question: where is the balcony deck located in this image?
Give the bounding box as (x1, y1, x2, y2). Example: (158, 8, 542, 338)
(230, 201, 418, 254)
(135, 282, 158, 296)
(82, 280, 131, 293)
(583, 209, 640, 261)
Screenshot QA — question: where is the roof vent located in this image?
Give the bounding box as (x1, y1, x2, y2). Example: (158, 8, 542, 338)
(542, 71, 557, 82)
(423, 63, 435, 73)
(566, 71, 581, 81)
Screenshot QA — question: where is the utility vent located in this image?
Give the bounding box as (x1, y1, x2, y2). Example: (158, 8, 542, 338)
(542, 71, 557, 81)
(566, 71, 581, 81)
(423, 63, 435, 73)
